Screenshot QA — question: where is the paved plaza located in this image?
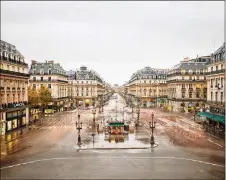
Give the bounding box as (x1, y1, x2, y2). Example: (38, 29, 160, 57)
(0, 93, 225, 179)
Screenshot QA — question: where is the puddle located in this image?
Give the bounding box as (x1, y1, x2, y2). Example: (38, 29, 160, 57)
(73, 131, 157, 150)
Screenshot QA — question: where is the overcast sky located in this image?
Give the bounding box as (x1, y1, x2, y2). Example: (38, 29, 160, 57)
(1, 1, 224, 85)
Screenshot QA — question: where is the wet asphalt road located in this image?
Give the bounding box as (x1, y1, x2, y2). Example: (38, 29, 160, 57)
(0, 93, 225, 179)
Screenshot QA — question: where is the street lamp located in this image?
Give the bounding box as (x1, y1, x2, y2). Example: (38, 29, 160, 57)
(123, 107, 126, 123)
(193, 106, 197, 121)
(76, 119, 82, 146)
(136, 107, 140, 127)
(149, 112, 156, 146)
(92, 109, 96, 123)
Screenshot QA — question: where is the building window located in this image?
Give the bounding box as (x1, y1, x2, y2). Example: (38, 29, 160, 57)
(220, 92, 223, 103)
(189, 92, 192, 98)
(48, 84, 51, 89)
(41, 84, 43, 87)
(33, 77, 36, 81)
(189, 76, 192, 80)
(41, 77, 43, 81)
(210, 79, 213, 87)
(216, 66, 218, 71)
(182, 92, 185, 98)
(215, 92, 218, 102)
(211, 92, 213, 101)
(221, 78, 223, 86)
(196, 92, 200, 98)
(86, 92, 88, 96)
(49, 70, 51, 74)
(182, 76, 184, 80)
(221, 64, 223, 70)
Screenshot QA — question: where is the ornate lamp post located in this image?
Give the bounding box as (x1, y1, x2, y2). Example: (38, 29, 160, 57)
(92, 108, 96, 123)
(123, 107, 126, 123)
(136, 107, 140, 127)
(193, 106, 197, 121)
(149, 112, 156, 146)
(76, 115, 82, 146)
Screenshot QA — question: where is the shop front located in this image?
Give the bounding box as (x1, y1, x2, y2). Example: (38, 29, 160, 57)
(5, 107, 28, 134)
(85, 99, 91, 107)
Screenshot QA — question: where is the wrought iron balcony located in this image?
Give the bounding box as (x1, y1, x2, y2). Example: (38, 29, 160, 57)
(0, 69, 30, 77)
(0, 57, 28, 67)
(205, 69, 225, 75)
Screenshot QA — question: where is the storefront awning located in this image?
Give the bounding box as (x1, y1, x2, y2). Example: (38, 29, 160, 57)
(109, 122, 124, 126)
(198, 112, 225, 124)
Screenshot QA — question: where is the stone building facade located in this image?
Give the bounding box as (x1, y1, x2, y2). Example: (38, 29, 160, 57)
(67, 66, 107, 107)
(29, 60, 71, 113)
(167, 56, 210, 113)
(0, 40, 30, 135)
(205, 43, 225, 117)
(125, 67, 168, 107)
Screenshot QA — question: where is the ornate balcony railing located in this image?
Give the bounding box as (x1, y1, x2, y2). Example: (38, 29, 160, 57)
(205, 69, 225, 75)
(30, 79, 68, 83)
(0, 69, 30, 77)
(168, 97, 206, 102)
(167, 79, 206, 83)
(0, 57, 28, 66)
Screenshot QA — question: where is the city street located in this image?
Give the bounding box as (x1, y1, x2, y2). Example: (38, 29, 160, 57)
(0, 93, 225, 179)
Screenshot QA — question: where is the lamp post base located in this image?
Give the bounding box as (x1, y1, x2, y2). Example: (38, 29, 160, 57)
(150, 136, 155, 145)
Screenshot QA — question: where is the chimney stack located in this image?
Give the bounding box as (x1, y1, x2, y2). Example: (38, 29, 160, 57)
(31, 60, 37, 64)
(48, 60, 54, 64)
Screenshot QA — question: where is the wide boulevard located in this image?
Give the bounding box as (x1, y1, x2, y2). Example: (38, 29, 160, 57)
(0, 93, 225, 179)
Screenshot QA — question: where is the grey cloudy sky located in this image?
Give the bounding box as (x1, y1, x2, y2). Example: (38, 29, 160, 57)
(1, 1, 224, 85)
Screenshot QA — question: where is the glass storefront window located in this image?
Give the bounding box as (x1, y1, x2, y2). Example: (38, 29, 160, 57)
(12, 119, 17, 129)
(13, 111, 17, 117)
(22, 117, 26, 125)
(7, 121, 12, 131)
(6, 112, 12, 118)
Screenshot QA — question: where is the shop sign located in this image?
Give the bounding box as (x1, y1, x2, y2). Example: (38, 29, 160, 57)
(13, 102, 25, 108)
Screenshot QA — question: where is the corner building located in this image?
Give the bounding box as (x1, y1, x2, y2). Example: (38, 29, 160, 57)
(167, 57, 210, 113)
(67, 66, 106, 107)
(125, 67, 168, 107)
(0, 40, 29, 135)
(29, 60, 70, 114)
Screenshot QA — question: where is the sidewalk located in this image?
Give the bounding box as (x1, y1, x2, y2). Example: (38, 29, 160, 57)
(152, 107, 225, 142)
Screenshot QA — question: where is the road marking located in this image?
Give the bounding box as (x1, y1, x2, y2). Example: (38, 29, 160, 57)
(1, 156, 224, 170)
